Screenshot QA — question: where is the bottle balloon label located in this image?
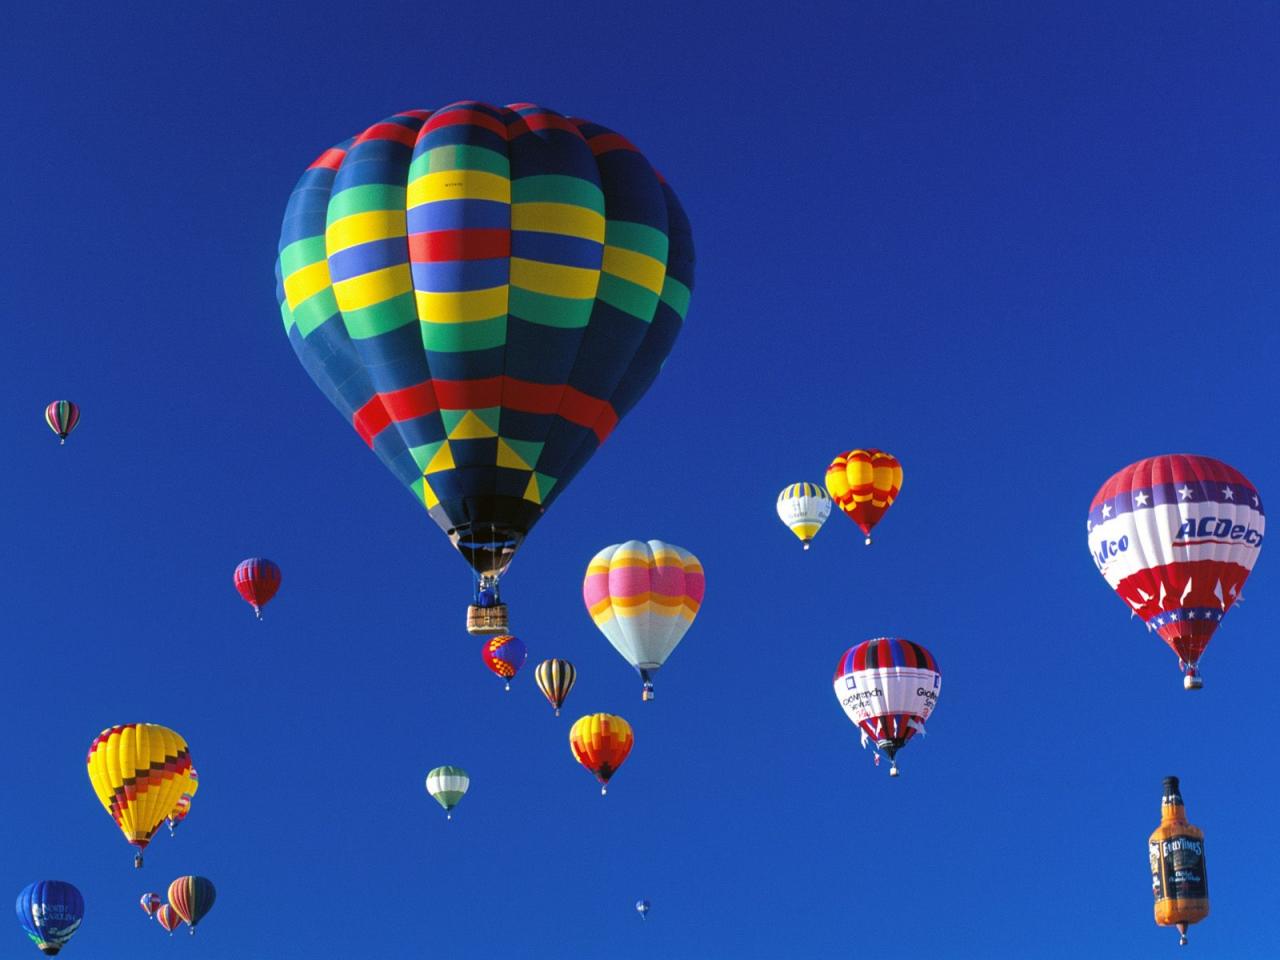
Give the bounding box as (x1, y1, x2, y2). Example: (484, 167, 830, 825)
(1150, 836, 1208, 902)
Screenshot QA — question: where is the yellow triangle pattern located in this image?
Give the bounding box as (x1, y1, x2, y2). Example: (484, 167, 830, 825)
(421, 478, 440, 509)
(497, 439, 532, 470)
(424, 441, 456, 475)
(523, 473, 543, 505)
(448, 410, 498, 440)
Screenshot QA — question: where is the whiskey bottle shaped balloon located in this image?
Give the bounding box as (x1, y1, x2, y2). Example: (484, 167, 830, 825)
(1148, 777, 1208, 946)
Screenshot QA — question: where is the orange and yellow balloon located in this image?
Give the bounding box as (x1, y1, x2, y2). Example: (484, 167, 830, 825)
(825, 449, 903, 544)
(86, 723, 192, 867)
(569, 713, 633, 796)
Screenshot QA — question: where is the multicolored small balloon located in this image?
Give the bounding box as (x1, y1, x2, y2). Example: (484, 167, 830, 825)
(425, 766, 470, 820)
(15, 881, 83, 956)
(166, 877, 215, 935)
(569, 713, 634, 795)
(776, 483, 832, 549)
(44, 401, 79, 445)
(534, 659, 577, 716)
(155, 904, 181, 935)
(825, 449, 903, 544)
(481, 635, 527, 691)
(833, 638, 941, 777)
(139, 892, 161, 920)
(234, 558, 281, 619)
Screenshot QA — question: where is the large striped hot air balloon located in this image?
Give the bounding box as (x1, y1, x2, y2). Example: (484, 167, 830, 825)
(276, 101, 695, 636)
(833, 638, 941, 777)
(15, 881, 83, 956)
(233, 558, 281, 619)
(425, 766, 470, 820)
(43, 401, 79, 445)
(166, 877, 215, 934)
(583, 540, 704, 700)
(85, 724, 191, 867)
(569, 713, 633, 795)
(1088, 454, 1264, 689)
(534, 659, 576, 716)
(825, 449, 903, 545)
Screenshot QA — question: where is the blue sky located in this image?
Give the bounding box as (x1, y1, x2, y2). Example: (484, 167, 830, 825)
(3, 2, 1278, 957)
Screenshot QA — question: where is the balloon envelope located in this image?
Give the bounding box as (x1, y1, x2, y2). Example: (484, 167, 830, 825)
(275, 101, 695, 596)
(166, 877, 215, 931)
(139, 892, 161, 919)
(155, 905, 181, 934)
(534, 658, 577, 714)
(44, 401, 79, 443)
(583, 540, 705, 699)
(569, 713, 633, 790)
(825, 449, 902, 543)
(833, 638, 941, 772)
(776, 482, 831, 548)
(234, 558, 281, 618)
(86, 724, 191, 865)
(482, 635, 527, 685)
(426, 766, 470, 814)
(15, 881, 83, 956)
(1088, 454, 1263, 685)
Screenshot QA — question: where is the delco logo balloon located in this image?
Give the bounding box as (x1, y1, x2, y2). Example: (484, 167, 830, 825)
(1173, 518, 1263, 546)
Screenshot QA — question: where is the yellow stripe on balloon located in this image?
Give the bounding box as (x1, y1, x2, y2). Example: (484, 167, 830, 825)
(407, 170, 511, 207)
(284, 260, 333, 310)
(602, 245, 666, 295)
(332, 266, 414, 312)
(416, 286, 509, 324)
(511, 202, 606, 242)
(325, 210, 406, 254)
(509, 258, 599, 299)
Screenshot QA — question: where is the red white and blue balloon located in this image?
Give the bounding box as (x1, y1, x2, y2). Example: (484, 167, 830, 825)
(833, 638, 941, 777)
(1087, 454, 1264, 688)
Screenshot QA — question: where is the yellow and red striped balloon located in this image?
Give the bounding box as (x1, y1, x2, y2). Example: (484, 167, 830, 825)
(825, 449, 903, 544)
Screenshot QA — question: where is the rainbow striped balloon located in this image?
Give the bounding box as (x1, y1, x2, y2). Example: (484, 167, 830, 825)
(583, 540, 704, 700)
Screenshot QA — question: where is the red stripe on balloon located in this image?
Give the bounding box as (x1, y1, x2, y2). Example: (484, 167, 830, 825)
(409, 229, 510, 262)
(308, 147, 347, 171)
(424, 108, 509, 140)
(354, 122, 420, 147)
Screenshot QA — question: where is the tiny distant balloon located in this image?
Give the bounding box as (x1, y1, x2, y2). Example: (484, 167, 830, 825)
(44, 401, 79, 445)
(16, 881, 83, 956)
(166, 877, 215, 934)
(167, 766, 197, 836)
(86, 723, 192, 867)
(139, 892, 161, 920)
(776, 483, 832, 549)
(234, 558, 281, 619)
(534, 659, 577, 716)
(569, 713, 633, 795)
(636, 899, 650, 920)
(426, 766, 470, 820)
(155, 905, 181, 935)
(825, 449, 902, 545)
(481, 635, 527, 691)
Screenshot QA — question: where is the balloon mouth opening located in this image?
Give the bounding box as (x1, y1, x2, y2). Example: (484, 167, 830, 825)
(39, 946, 60, 956)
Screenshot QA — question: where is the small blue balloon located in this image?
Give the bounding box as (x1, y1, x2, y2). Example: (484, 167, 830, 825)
(635, 899, 650, 918)
(16, 881, 84, 956)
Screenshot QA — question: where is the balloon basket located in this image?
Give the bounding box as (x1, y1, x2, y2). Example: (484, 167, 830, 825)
(1183, 673, 1203, 691)
(467, 603, 508, 635)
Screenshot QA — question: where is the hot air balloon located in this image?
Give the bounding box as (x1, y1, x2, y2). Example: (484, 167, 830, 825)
(234, 558, 281, 619)
(833, 638, 941, 777)
(776, 483, 831, 549)
(636, 900, 650, 920)
(534, 659, 576, 716)
(583, 540, 704, 700)
(44, 401, 79, 445)
(825, 449, 902, 545)
(15, 882, 83, 956)
(155, 905, 181, 935)
(86, 724, 191, 866)
(167, 767, 198, 836)
(166, 877, 215, 935)
(569, 713, 633, 795)
(1149, 777, 1209, 946)
(276, 101, 695, 636)
(1088, 454, 1264, 689)
(139, 893, 161, 920)
(425, 766, 470, 820)
(482, 634, 527, 690)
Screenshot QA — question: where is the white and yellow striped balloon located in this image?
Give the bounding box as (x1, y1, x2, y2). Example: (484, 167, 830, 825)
(776, 482, 832, 549)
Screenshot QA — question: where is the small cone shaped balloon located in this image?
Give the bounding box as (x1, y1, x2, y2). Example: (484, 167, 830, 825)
(86, 724, 192, 867)
(1088, 454, 1263, 689)
(833, 638, 940, 777)
(534, 659, 577, 716)
(234, 558, 281, 619)
(776, 483, 832, 549)
(139, 893, 161, 920)
(583, 541, 705, 700)
(1149, 777, 1209, 945)
(636, 899, 650, 919)
(426, 766, 470, 820)
(825, 449, 902, 544)
(166, 877, 215, 934)
(481, 635, 526, 690)
(154, 905, 181, 934)
(16, 881, 83, 956)
(569, 713, 633, 795)
(44, 401, 79, 445)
